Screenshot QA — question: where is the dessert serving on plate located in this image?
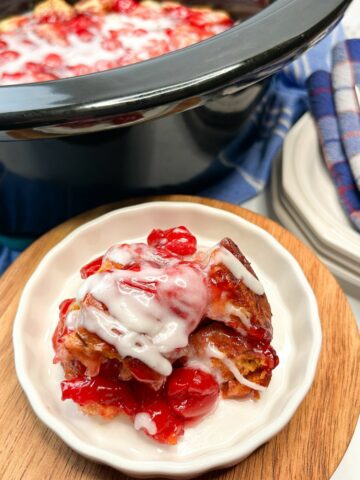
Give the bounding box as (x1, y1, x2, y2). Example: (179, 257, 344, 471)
(13, 201, 323, 476)
(0, 0, 233, 84)
(52, 225, 279, 444)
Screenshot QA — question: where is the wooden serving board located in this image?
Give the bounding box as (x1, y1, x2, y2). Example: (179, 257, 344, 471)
(0, 195, 359, 480)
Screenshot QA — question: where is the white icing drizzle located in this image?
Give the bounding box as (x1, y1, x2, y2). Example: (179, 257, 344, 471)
(67, 243, 208, 376)
(186, 358, 224, 384)
(0, 13, 173, 83)
(225, 303, 251, 328)
(207, 344, 266, 392)
(0, 7, 229, 84)
(186, 358, 212, 375)
(64, 238, 267, 385)
(213, 247, 264, 296)
(64, 309, 79, 330)
(104, 245, 135, 266)
(134, 413, 157, 436)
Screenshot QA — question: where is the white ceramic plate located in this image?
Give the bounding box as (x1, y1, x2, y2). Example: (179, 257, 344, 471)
(282, 113, 360, 267)
(271, 154, 360, 297)
(13, 201, 321, 479)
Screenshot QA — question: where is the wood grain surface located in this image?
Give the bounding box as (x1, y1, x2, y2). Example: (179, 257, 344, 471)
(0, 195, 359, 480)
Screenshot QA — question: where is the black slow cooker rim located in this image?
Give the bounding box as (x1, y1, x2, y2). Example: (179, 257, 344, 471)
(0, 0, 351, 129)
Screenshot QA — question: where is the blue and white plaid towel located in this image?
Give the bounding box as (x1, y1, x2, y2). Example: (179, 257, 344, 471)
(201, 26, 345, 203)
(332, 40, 360, 189)
(307, 40, 360, 231)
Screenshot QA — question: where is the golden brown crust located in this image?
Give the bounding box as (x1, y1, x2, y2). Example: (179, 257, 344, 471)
(206, 237, 273, 341)
(34, 0, 74, 19)
(62, 328, 122, 376)
(0, 15, 26, 33)
(189, 322, 274, 398)
(75, 0, 112, 14)
(80, 402, 125, 419)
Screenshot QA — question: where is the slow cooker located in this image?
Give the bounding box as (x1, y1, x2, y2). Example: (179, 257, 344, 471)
(0, 0, 351, 239)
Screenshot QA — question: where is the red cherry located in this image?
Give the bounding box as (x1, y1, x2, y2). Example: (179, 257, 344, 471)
(167, 368, 219, 419)
(248, 325, 272, 344)
(77, 29, 94, 42)
(136, 396, 184, 444)
(44, 53, 63, 68)
(133, 28, 147, 36)
(80, 255, 104, 278)
(1, 72, 25, 82)
(59, 298, 75, 320)
(37, 13, 61, 25)
(68, 64, 93, 76)
(187, 12, 209, 28)
(0, 50, 20, 64)
(127, 358, 165, 390)
(52, 298, 75, 350)
(33, 72, 58, 81)
(25, 62, 44, 73)
(101, 37, 122, 51)
(66, 13, 98, 32)
(61, 375, 138, 416)
(98, 359, 122, 383)
(143, 39, 169, 58)
(147, 226, 197, 256)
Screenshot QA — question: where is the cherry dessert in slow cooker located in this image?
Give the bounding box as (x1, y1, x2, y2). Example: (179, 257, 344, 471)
(0, 0, 234, 84)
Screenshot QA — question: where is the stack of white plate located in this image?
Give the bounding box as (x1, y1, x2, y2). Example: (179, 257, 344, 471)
(271, 113, 360, 298)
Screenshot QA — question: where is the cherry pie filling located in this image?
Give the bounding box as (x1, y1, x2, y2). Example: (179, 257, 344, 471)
(53, 226, 279, 444)
(0, 0, 234, 85)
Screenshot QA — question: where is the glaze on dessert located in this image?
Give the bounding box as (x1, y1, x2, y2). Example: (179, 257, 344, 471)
(69, 243, 208, 375)
(53, 226, 279, 444)
(0, 0, 233, 85)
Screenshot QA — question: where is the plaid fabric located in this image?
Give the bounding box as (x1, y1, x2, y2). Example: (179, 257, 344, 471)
(200, 25, 344, 203)
(332, 40, 360, 188)
(307, 41, 360, 231)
